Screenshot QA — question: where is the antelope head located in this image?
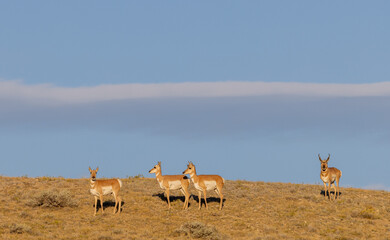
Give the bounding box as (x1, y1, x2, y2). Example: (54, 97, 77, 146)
(183, 161, 195, 175)
(149, 161, 161, 174)
(89, 167, 99, 181)
(318, 154, 330, 172)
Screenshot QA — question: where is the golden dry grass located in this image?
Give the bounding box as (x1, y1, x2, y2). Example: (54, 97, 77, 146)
(1, 176, 390, 239)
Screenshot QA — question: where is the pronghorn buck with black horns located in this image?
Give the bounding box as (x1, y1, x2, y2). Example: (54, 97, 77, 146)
(89, 167, 122, 216)
(318, 154, 342, 200)
(149, 162, 190, 209)
(183, 162, 225, 210)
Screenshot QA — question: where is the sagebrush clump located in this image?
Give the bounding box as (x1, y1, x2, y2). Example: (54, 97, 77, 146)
(9, 223, 32, 234)
(26, 189, 78, 208)
(173, 222, 223, 240)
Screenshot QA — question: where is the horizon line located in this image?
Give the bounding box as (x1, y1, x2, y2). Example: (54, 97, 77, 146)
(0, 174, 388, 192)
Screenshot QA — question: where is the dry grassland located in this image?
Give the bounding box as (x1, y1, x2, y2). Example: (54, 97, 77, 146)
(1, 176, 390, 239)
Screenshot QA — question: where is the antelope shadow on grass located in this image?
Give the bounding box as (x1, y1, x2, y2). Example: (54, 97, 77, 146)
(152, 193, 190, 207)
(94, 200, 125, 212)
(191, 194, 226, 209)
(320, 190, 342, 198)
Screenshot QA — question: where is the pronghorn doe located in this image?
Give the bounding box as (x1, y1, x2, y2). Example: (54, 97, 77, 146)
(149, 162, 190, 209)
(318, 154, 342, 200)
(183, 162, 225, 210)
(89, 167, 122, 215)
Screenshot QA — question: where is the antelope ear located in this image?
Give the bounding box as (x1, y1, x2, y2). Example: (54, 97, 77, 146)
(89, 166, 92, 172)
(158, 161, 161, 166)
(96, 167, 99, 172)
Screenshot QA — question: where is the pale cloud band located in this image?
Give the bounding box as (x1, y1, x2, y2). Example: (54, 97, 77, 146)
(1, 80, 390, 104)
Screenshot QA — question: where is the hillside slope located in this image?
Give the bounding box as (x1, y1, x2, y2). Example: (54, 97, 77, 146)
(0, 176, 389, 239)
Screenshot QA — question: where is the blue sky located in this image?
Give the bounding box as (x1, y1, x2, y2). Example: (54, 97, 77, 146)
(1, 1, 390, 190)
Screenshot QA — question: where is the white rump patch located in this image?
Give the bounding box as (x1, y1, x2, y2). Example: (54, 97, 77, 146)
(117, 179, 123, 188)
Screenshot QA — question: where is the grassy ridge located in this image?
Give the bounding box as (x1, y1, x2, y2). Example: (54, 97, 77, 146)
(0, 176, 389, 239)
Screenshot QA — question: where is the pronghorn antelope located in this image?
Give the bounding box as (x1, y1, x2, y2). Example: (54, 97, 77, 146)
(149, 162, 190, 209)
(182, 162, 225, 210)
(89, 167, 122, 216)
(318, 154, 342, 200)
